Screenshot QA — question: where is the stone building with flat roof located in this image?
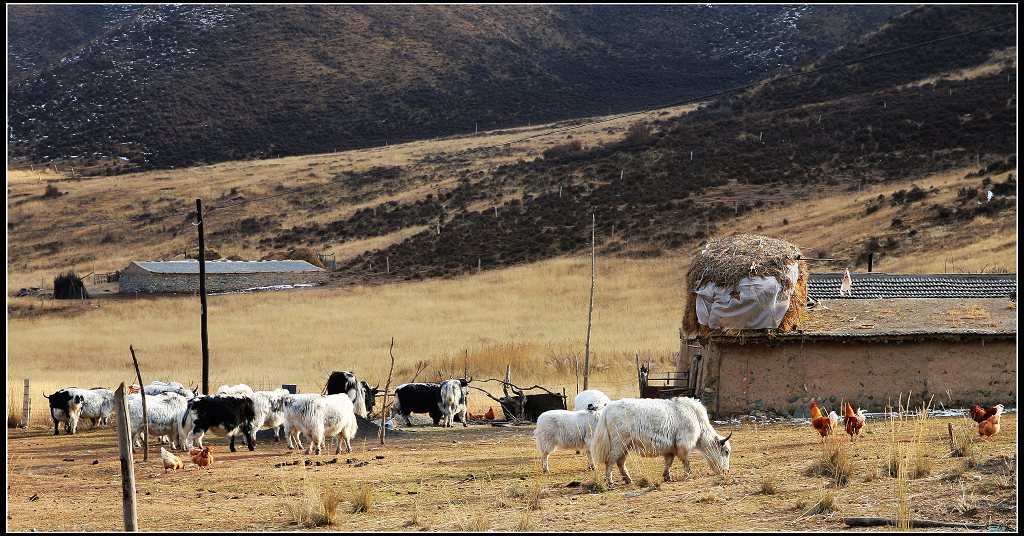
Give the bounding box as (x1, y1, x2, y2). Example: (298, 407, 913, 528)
(118, 260, 328, 294)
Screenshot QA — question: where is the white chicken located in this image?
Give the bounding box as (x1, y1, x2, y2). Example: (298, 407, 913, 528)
(840, 268, 853, 297)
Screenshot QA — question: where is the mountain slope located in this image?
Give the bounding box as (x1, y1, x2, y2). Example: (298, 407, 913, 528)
(7, 4, 905, 172)
(6, 4, 142, 82)
(333, 5, 1015, 279)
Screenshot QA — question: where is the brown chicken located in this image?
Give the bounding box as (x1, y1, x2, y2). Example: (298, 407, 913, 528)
(970, 405, 1000, 423)
(189, 446, 214, 469)
(160, 447, 184, 473)
(976, 404, 1004, 441)
(811, 401, 832, 441)
(484, 407, 496, 420)
(843, 402, 866, 442)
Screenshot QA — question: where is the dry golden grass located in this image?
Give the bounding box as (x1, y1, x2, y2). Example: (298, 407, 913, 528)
(8, 253, 687, 409)
(898, 46, 1017, 89)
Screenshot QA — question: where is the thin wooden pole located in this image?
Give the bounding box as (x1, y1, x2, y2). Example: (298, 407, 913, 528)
(573, 351, 580, 396)
(114, 383, 138, 531)
(583, 214, 595, 390)
(22, 379, 31, 429)
(196, 199, 210, 395)
(130, 346, 148, 460)
(379, 338, 396, 445)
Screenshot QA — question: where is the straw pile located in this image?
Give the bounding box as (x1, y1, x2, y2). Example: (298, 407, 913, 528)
(683, 234, 807, 336)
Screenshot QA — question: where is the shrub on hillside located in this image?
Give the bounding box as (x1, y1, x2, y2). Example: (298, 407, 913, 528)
(542, 140, 584, 160)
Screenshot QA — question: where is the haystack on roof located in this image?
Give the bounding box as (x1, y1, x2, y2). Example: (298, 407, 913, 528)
(683, 234, 807, 336)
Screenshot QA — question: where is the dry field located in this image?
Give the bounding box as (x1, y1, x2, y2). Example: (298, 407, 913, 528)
(5, 410, 1016, 531)
(7, 253, 687, 405)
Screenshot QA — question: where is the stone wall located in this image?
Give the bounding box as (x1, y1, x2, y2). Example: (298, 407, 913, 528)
(119, 270, 329, 293)
(689, 338, 1016, 417)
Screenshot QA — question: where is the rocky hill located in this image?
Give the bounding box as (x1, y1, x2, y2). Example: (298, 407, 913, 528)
(329, 5, 1016, 279)
(7, 4, 905, 173)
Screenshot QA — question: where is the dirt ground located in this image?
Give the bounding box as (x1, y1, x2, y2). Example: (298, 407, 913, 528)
(5, 413, 1017, 532)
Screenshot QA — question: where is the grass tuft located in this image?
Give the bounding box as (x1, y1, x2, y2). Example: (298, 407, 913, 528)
(803, 488, 836, 516)
(758, 475, 779, 495)
(349, 482, 375, 514)
(514, 511, 535, 532)
(804, 436, 853, 487)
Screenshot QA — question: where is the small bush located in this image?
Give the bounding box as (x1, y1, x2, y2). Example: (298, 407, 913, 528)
(542, 140, 584, 160)
(619, 121, 658, 146)
(42, 184, 64, 198)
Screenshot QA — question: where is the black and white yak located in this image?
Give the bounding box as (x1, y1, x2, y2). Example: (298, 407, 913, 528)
(180, 394, 258, 452)
(325, 371, 371, 418)
(43, 387, 115, 435)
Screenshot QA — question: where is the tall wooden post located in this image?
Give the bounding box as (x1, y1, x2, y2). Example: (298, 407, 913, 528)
(130, 346, 148, 460)
(22, 379, 31, 429)
(114, 383, 138, 531)
(379, 338, 396, 445)
(583, 214, 595, 390)
(196, 199, 210, 395)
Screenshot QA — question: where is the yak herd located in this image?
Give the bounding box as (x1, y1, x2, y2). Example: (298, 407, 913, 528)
(44, 374, 733, 485)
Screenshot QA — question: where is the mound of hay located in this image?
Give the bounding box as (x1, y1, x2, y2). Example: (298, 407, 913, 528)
(683, 234, 807, 336)
(263, 247, 326, 269)
(53, 272, 89, 299)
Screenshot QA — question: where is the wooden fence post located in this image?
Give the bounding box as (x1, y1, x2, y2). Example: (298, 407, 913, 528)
(130, 346, 148, 460)
(379, 338, 396, 445)
(114, 383, 138, 531)
(22, 379, 31, 429)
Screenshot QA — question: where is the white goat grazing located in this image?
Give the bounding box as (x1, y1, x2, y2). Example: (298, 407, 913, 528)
(573, 390, 611, 411)
(128, 392, 190, 450)
(590, 397, 732, 486)
(533, 406, 602, 472)
(216, 384, 254, 395)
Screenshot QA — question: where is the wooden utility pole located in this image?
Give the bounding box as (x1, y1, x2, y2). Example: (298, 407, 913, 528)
(583, 214, 595, 390)
(379, 338, 396, 445)
(129, 346, 148, 460)
(196, 199, 210, 395)
(114, 383, 138, 531)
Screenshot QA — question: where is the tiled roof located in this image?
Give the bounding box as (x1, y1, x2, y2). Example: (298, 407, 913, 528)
(808, 272, 1017, 300)
(130, 260, 323, 274)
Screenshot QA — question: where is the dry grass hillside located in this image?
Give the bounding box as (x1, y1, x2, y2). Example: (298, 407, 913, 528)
(6, 104, 698, 292)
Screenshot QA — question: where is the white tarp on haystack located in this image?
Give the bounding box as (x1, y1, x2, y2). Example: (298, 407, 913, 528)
(694, 262, 800, 329)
